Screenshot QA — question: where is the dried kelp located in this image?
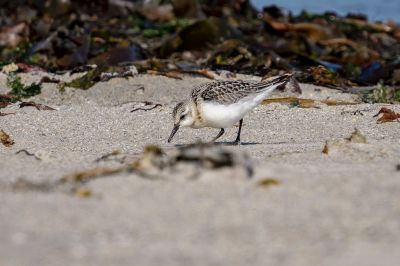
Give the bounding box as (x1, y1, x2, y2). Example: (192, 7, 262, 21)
(1, 1, 399, 98)
(60, 64, 138, 90)
(262, 97, 357, 108)
(374, 107, 400, 123)
(257, 178, 281, 188)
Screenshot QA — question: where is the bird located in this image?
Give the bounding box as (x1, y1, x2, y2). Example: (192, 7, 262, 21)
(168, 73, 294, 144)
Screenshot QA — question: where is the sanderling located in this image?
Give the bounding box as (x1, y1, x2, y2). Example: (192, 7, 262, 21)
(168, 73, 293, 144)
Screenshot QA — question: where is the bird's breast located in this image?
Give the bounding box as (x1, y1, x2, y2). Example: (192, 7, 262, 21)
(201, 101, 255, 128)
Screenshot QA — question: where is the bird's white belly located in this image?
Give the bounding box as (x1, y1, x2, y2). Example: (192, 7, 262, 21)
(199, 84, 278, 128)
(201, 101, 256, 128)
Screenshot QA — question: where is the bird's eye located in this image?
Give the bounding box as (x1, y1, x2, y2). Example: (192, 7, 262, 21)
(180, 114, 185, 120)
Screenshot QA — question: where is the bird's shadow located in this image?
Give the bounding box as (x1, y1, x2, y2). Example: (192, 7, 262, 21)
(216, 141, 261, 146)
(173, 141, 261, 148)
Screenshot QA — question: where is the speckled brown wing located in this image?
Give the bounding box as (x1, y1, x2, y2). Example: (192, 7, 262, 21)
(192, 75, 291, 105)
(199, 80, 259, 105)
(191, 82, 210, 100)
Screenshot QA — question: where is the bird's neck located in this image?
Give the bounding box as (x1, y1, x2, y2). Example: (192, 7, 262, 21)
(191, 101, 205, 128)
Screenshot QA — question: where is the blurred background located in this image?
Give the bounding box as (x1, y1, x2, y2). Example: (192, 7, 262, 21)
(1, 0, 399, 95)
(253, 0, 400, 22)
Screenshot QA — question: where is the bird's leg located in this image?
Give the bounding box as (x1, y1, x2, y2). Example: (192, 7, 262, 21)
(211, 128, 225, 143)
(232, 119, 243, 145)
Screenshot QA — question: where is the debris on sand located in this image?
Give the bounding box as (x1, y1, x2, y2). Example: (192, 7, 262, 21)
(346, 128, 367, 144)
(0, 143, 253, 196)
(19, 101, 56, 111)
(374, 107, 400, 123)
(257, 178, 281, 188)
(129, 143, 253, 179)
(94, 149, 125, 163)
(0, 112, 15, 116)
(16, 149, 53, 161)
(130, 101, 162, 112)
(322, 128, 367, 155)
(0, 129, 15, 147)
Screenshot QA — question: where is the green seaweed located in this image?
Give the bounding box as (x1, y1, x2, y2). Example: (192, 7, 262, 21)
(360, 81, 400, 103)
(6, 74, 41, 102)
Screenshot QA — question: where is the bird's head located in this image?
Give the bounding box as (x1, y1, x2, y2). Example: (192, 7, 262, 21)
(168, 101, 196, 143)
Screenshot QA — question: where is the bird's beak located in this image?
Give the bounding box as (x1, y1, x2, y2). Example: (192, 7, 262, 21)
(168, 124, 180, 143)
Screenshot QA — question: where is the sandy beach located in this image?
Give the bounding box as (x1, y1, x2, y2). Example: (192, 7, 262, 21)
(1, 72, 400, 266)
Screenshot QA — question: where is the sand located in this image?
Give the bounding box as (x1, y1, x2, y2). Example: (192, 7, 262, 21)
(0, 72, 400, 266)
